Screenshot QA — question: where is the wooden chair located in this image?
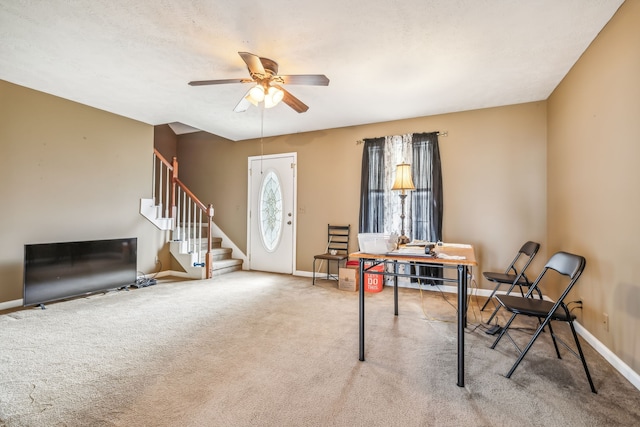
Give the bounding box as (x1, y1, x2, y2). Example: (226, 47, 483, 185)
(312, 225, 350, 285)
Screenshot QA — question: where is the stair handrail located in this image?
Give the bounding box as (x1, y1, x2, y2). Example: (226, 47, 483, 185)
(174, 178, 207, 212)
(153, 149, 214, 278)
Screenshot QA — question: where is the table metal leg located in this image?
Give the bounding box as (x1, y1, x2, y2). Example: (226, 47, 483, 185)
(457, 264, 467, 387)
(359, 259, 365, 361)
(394, 261, 399, 316)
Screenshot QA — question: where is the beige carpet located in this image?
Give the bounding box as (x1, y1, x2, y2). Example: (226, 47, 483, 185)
(0, 271, 638, 426)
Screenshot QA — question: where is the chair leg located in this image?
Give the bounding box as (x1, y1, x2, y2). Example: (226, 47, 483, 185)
(487, 305, 502, 324)
(486, 304, 502, 324)
(312, 258, 317, 285)
(505, 316, 552, 379)
(546, 321, 562, 359)
(480, 283, 501, 311)
(568, 320, 597, 394)
(491, 312, 517, 349)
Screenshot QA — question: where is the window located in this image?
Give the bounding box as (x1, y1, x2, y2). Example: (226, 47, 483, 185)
(359, 132, 442, 243)
(259, 170, 283, 251)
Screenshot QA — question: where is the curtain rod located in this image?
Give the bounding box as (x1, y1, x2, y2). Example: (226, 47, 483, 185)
(355, 131, 448, 145)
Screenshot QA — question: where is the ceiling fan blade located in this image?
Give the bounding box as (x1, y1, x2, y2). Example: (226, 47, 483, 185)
(275, 85, 309, 113)
(277, 74, 330, 86)
(238, 52, 267, 77)
(233, 97, 252, 113)
(189, 78, 252, 86)
(233, 88, 259, 113)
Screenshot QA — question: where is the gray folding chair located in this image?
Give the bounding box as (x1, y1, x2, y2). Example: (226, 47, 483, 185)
(482, 241, 541, 324)
(490, 251, 596, 393)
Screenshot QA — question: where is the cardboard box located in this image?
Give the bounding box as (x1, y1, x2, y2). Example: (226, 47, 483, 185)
(339, 261, 384, 292)
(339, 267, 359, 291)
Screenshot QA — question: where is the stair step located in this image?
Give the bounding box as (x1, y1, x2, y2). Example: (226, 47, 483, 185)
(211, 258, 243, 276)
(210, 247, 232, 261)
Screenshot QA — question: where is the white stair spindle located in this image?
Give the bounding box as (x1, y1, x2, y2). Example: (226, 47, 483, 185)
(152, 153, 157, 201)
(198, 208, 203, 264)
(158, 162, 163, 215)
(164, 164, 171, 218)
(175, 187, 182, 241)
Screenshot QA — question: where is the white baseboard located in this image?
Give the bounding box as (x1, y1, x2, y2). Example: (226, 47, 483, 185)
(0, 299, 22, 311)
(573, 321, 640, 391)
(154, 270, 193, 279)
(295, 270, 314, 278)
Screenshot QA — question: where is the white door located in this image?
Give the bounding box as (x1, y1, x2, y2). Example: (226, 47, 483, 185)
(247, 153, 296, 274)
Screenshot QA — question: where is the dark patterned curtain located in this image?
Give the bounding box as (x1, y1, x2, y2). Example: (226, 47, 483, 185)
(410, 132, 443, 284)
(410, 132, 443, 241)
(358, 137, 385, 233)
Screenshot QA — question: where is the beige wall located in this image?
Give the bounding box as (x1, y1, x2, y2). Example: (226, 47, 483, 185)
(0, 80, 163, 303)
(177, 101, 548, 281)
(154, 124, 178, 161)
(547, 0, 640, 373)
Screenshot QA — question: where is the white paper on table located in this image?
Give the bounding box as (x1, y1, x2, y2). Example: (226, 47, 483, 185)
(436, 253, 466, 260)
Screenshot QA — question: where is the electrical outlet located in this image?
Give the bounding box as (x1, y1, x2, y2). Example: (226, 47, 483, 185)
(603, 313, 609, 331)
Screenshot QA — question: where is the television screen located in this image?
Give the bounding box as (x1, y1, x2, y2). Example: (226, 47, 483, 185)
(23, 238, 137, 307)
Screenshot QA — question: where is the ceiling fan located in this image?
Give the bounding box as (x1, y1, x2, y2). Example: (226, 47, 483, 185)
(189, 52, 330, 113)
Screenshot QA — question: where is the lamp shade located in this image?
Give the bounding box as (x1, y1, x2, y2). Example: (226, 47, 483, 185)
(248, 85, 265, 103)
(264, 86, 284, 108)
(271, 86, 284, 104)
(392, 163, 416, 192)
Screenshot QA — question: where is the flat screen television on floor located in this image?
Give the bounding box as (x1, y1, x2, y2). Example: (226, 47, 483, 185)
(23, 237, 137, 307)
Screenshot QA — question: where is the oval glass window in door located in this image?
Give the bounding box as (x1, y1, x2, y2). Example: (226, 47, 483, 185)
(259, 169, 283, 252)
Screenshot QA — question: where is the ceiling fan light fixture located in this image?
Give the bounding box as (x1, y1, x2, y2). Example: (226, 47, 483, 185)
(271, 86, 284, 104)
(190, 52, 324, 113)
(264, 86, 284, 108)
(248, 85, 265, 102)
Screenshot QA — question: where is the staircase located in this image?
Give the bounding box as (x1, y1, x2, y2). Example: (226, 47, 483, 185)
(140, 149, 245, 279)
(168, 236, 243, 279)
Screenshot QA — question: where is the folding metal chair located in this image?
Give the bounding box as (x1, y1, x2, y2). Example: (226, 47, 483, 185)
(490, 251, 596, 393)
(482, 241, 541, 324)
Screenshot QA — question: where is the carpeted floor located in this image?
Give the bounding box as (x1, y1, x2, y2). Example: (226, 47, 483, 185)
(0, 270, 638, 426)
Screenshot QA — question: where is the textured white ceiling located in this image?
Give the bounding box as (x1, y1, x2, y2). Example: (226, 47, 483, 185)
(0, 1, 624, 141)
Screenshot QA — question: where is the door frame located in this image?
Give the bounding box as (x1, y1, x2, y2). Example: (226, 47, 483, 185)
(246, 152, 297, 273)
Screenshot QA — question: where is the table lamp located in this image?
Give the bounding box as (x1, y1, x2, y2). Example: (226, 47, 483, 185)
(391, 162, 416, 245)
